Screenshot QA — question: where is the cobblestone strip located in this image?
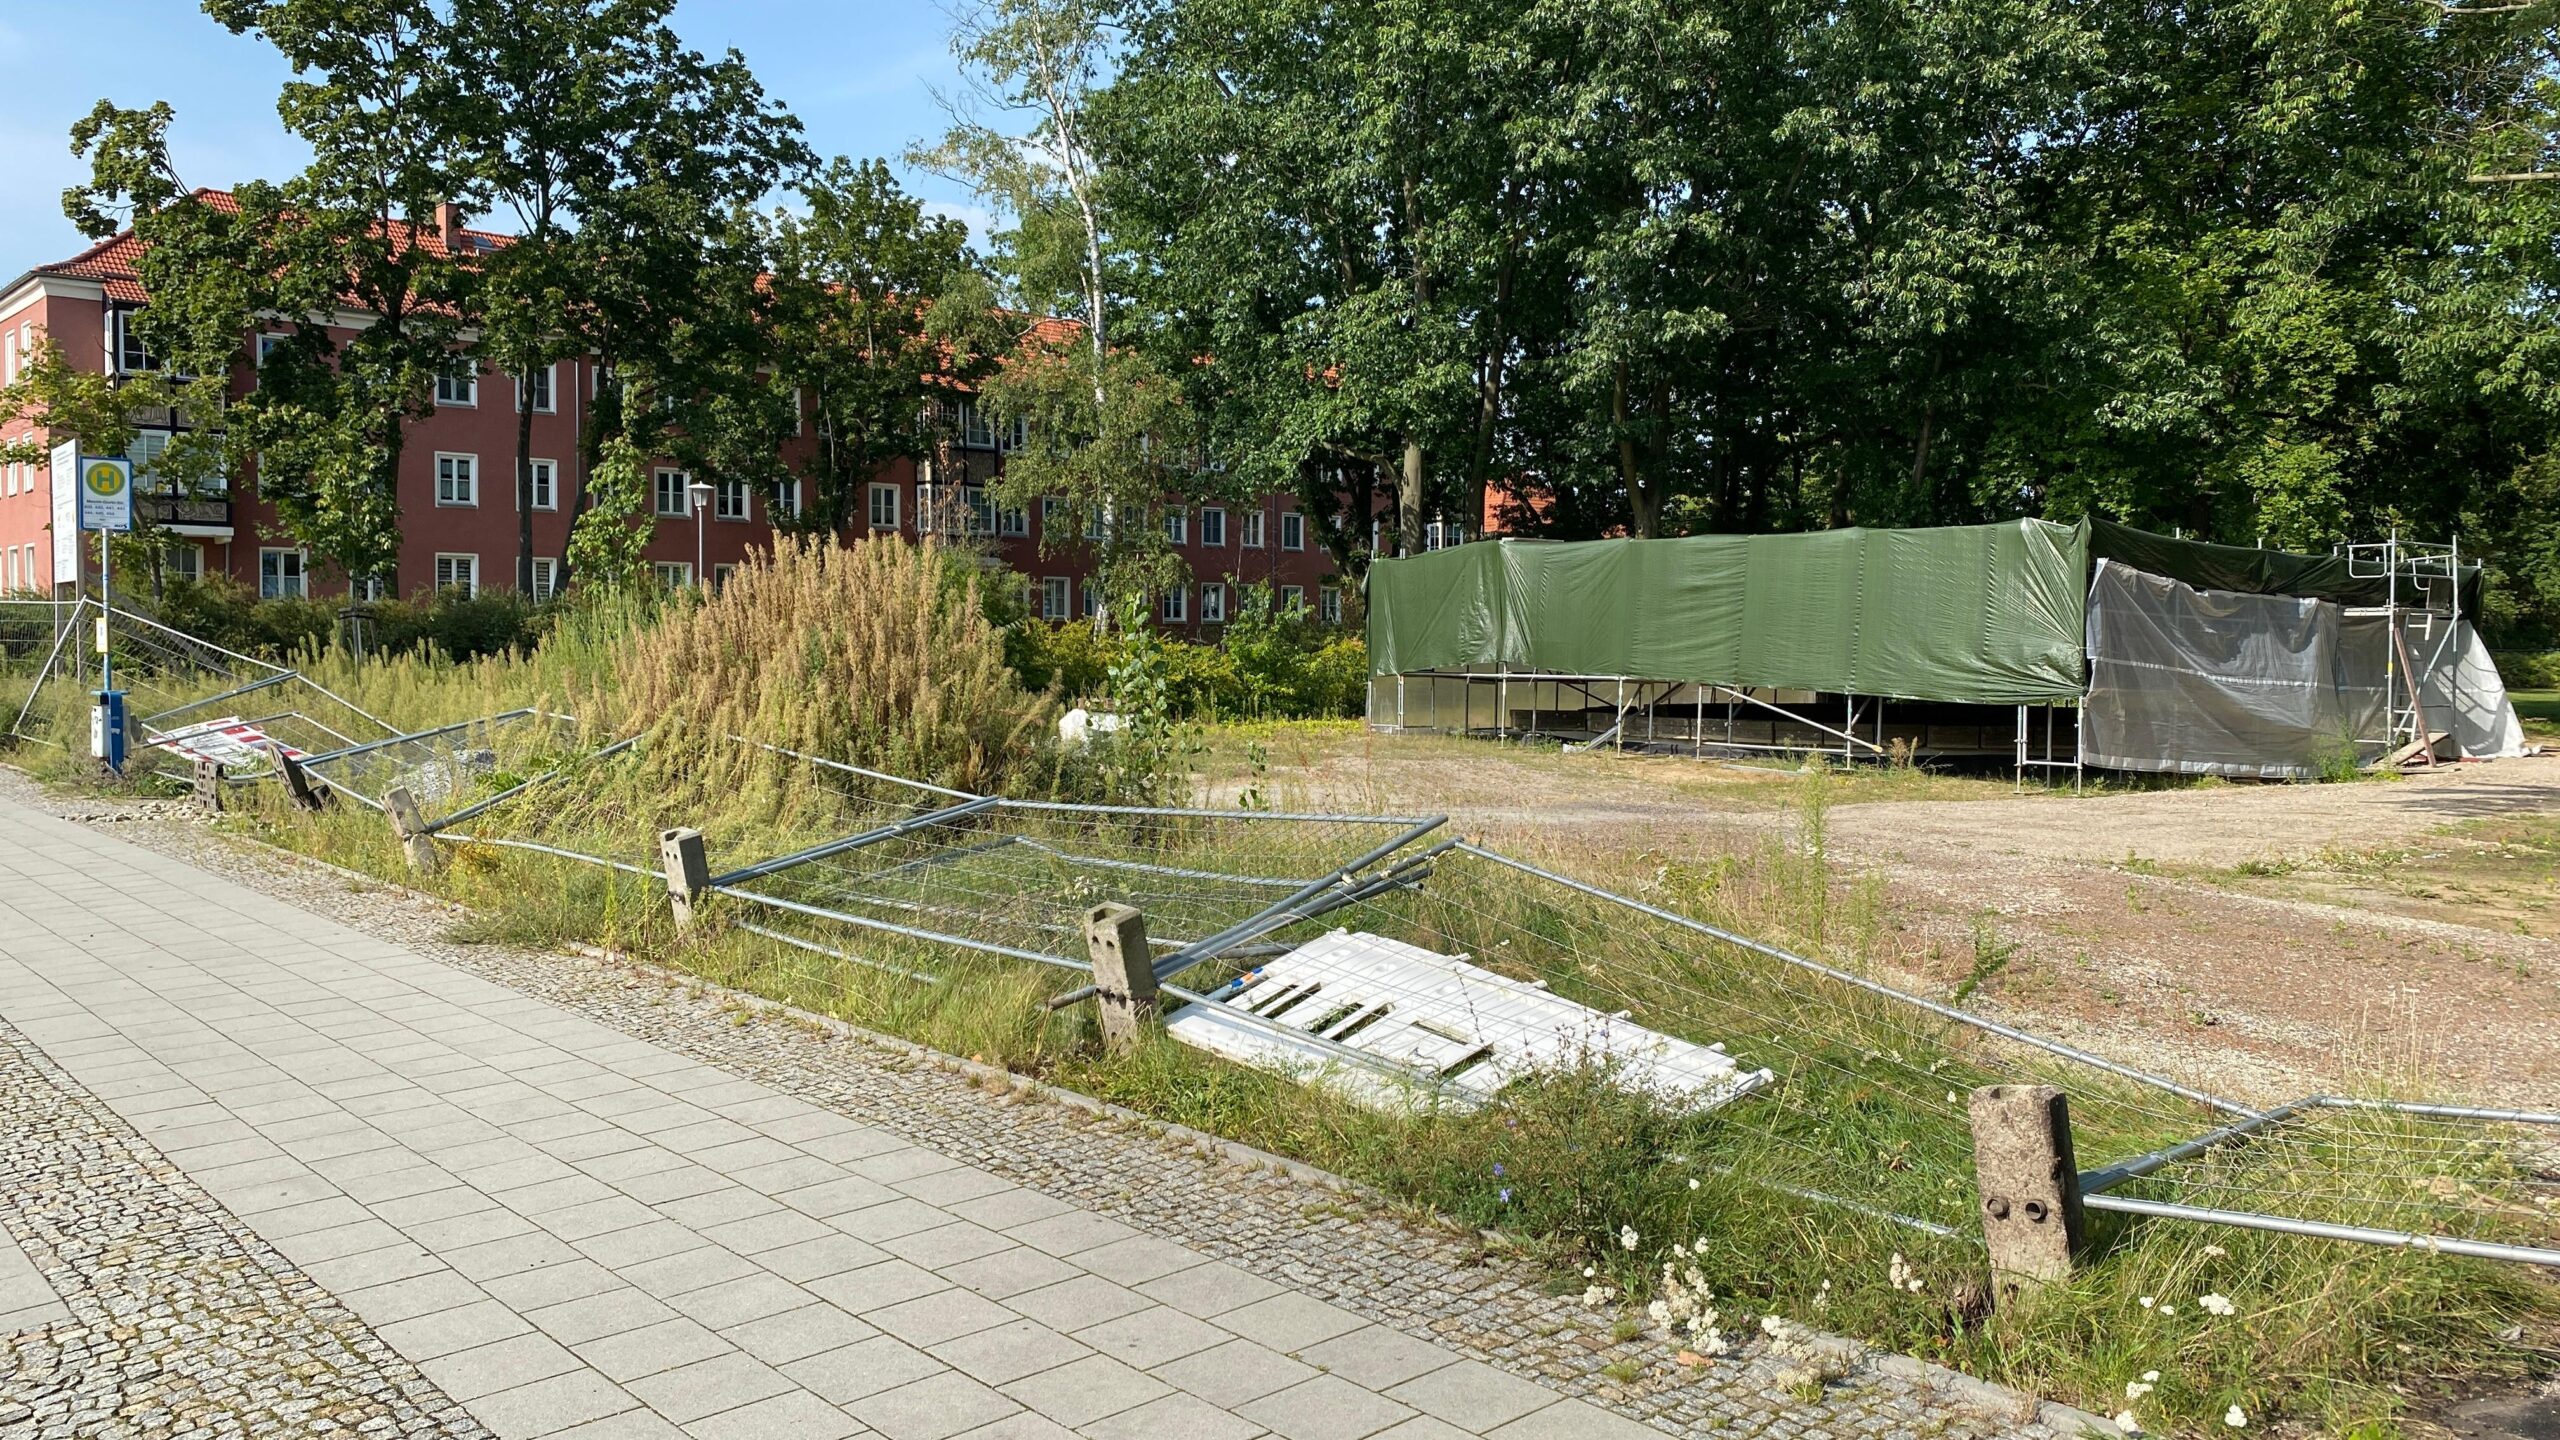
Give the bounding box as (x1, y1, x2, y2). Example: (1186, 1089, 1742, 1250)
(14, 778, 2060, 1440)
(0, 1014, 484, 1440)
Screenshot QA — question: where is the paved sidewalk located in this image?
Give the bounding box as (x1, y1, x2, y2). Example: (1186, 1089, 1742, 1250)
(0, 793, 1664, 1440)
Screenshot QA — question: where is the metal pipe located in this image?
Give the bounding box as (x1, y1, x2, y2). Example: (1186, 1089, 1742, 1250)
(732, 919, 943, 985)
(708, 795, 1003, 888)
(733, 737, 983, 801)
(2081, 1193, 2560, 1268)
(712, 883, 1082, 971)
(422, 732, 643, 835)
(434, 831, 655, 877)
(2306, 1095, 2560, 1126)
(998, 798, 1430, 825)
(1457, 843, 2255, 1117)
(1145, 816, 1447, 984)
(2079, 1102, 2313, 1195)
(137, 669, 298, 725)
(303, 708, 540, 767)
(1009, 838, 1304, 890)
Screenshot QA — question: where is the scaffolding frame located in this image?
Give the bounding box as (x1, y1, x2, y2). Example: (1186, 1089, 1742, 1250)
(2343, 529, 2466, 768)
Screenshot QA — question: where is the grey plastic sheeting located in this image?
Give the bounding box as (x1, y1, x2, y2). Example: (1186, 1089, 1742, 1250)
(2083, 560, 2390, 779)
(1366, 521, 2089, 705)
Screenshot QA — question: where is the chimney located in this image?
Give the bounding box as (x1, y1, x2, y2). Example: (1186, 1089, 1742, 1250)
(434, 201, 463, 252)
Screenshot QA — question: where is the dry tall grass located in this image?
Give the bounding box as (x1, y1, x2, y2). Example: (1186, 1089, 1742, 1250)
(604, 539, 1053, 797)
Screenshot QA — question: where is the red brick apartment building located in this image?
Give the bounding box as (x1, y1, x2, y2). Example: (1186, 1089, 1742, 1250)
(0, 199, 1345, 634)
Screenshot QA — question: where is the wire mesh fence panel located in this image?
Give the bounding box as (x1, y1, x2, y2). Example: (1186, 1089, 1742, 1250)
(298, 709, 578, 816)
(2091, 1101, 2560, 1260)
(0, 600, 83, 747)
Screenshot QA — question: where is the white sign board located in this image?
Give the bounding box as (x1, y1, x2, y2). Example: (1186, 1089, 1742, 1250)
(49, 440, 77, 583)
(148, 716, 306, 770)
(78, 456, 133, 533)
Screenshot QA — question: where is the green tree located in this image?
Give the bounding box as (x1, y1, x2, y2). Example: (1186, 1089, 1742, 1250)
(762, 158, 1002, 531)
(0, 338, 231, 598)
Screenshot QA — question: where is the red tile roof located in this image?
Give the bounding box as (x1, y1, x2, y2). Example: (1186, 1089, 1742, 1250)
(28, 188, 525, 307)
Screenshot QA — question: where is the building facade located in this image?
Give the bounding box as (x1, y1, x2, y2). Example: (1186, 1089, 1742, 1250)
(0, 208, 1346, 635)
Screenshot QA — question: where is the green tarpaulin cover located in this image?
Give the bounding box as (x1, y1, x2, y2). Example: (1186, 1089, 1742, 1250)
(2083, 519, 2482, 613)
(1366, 521, 2090, 705)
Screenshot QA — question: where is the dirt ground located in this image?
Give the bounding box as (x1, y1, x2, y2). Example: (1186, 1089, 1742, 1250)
(1207, 726, 2560, 1111)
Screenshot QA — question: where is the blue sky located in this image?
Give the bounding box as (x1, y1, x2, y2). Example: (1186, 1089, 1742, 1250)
(0, 1, 994, 285)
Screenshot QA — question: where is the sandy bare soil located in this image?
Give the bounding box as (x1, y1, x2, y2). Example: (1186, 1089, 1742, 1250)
(1216, 730, 2560, 1110)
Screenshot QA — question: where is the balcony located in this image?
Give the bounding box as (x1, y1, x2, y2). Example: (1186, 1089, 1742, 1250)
(136, 492, 234, 538)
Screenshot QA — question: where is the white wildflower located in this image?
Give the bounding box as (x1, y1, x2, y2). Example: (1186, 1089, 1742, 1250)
(1761, 1314, 1786, 1337)
(1582, 1285, 1615, 1308)
(2138, 1296, 2155, 1310)
(1620, 1225, 1641, 1251)
(2159, 1305, 2176, 1317)
(1583, 1266, 1597, 1278)
(2199, 1293, 2235, 1317)
(2141, 1371, 2160, 1383)
(1689, 1178, 1701, 1190)
(2114, 1412, 2142, 1434)
(2225, 1405, 2248, 1429)
(2124, 1380, 2154, 1401)
(2201, 1244, 2227, 1258)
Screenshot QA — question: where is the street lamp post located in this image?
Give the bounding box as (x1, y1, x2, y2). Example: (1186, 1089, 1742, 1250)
(687, 479, 713, 589)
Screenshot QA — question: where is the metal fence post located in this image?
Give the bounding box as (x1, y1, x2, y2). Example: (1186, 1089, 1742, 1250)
(660, 827, 709, 930)
(1969, 1084, 2085, 1295)
(1082, 903, 1160, 1054)
(383, 785, 442, 874)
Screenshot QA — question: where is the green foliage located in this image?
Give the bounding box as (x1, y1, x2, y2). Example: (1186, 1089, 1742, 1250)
(565, 436, 658, 594)
(1006, 605, 1367, 722)
(2495, 651, 2560, 690)
(150, 575, 552, 662)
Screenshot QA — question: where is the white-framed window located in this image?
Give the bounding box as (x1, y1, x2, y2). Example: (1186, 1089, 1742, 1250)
(868, 482, 901, 530)
(653, 468, 691, 517)
(435, 360, 477, 406)
(790, 387, 804, 437)
(1000, 414, 1027, 452)
(434, 552, 479, 595)
(1161, 585, 1187, 623)
(653, 560, 693, 589)
(165, 544, 202, 585)
(967, 487, 997, 535)
(771, 479, 801, 522)
(1282, 511, 1305, 551)
(1425, 520, 1468, 551)
(435, 452, 478, 507)
(1200, 507, 1226, 547)
(1320, 584, 1341, 624)
(1242, 510, 1266, 549)
(526, 458, 557, 511)
(1165, 508, 1187, 544)
(259, 548, 306, 599)
(3, 546, 15, 592)
(1041, 576, 1070, 620)
(1200, 582, 1226, 624)
(712, 563, 737, 591)
(112, 309, 159, 373)
(1281, 584, 1305, 612)
(1081, 580, 1103, 618)
(714, 475, 749, 521)
(1084, 507, 1107, 542)
(530, 557, 560, 601)
(957, 399, 996, 450)
(998, 504, 1028, 537)
(3, 329, 14, 385)
(255, 332, 288, 371)
(516, 363, 555, 414)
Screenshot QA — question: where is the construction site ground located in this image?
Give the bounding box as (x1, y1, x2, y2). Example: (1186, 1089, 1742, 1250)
(1201, 722, 2560, 1112)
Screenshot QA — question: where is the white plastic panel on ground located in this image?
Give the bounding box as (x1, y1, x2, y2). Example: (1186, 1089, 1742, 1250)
(1165, 929, 1774, 1112)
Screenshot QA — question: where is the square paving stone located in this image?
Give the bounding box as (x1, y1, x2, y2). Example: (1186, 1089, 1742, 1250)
(998, 1353, 1172, 1428)
(575, 1317, 735, 1382)
(623, 1246, 762, 1300)
(469, 1367, 644, 1439)
(419, 1330, 587, 1401)
(804, 1259, 947, 1314)
(624, 1351, 796, 1425)
(1069, 1236, 1202, 1287)
(527, 1287, 682, 1346)
(757, 1234, 887, 1285)
(1004, 1275, 1150, 1331)
(680, 1388, 863, 1440)
(1483, 1399, 1662, 1440)
(1218, 1292, 1370, 1354)
(1385, 1359, 1562, 1432)
(881, 1221, 1015, 1272)
(866, 1287, 1017, 1346)
(1071, 1305, 1232, 1370)
(1002, 1211, 1140, 1258)
(939, 1247, 1083, 1301)
(926, 1318, 1093, 1386)
(943, 1189, 1074, 1232)
(1129, 1262, 1289, 1321)
(1078, 1391, 1270, 1440)
(780, 1335, 946, 1404)
(1150, 1338, 1320, 1409)
(376, 1298, 535, 1361)
(1297, 1326, 1464, 1392)
(1236, 1374, 1418, 1440)
(697, 1210, 834, 1256)
(720, 1302, 878, 1366)
(667, 1273, 811, 1331)
(848, 1370, 1023, 1440)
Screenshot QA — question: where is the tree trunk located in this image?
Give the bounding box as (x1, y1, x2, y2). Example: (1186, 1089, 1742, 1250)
(1399, 438, 1425, 556)
(1615, 365, 1661, 538)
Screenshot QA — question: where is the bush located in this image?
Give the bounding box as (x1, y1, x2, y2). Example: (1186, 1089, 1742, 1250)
(2494, 650, 2560, 689)
(605, 537, 1053, 797)
(148, 576, 552, 664)
(1005, 581, 1368, 722)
